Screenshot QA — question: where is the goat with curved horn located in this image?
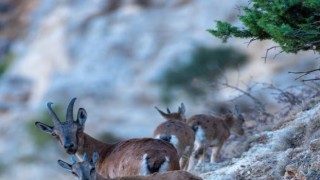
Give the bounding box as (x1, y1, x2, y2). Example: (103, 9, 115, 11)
(35, 98, 180, 178)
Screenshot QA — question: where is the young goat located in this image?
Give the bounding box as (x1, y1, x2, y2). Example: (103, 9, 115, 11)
(35, 98, 180, 178)
(153, 103, 195, 171)
(58, 152, 202, 180)
(187, 106, 245, 165)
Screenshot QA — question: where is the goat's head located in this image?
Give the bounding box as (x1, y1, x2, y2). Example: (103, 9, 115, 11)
(155, 103, 186, 121)
(225, 105, 245, 136)
(58, 152, 99, 180)
(35, 98, 87, 154)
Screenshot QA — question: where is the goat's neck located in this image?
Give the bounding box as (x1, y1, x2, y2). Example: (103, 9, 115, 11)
(77, 133, 111, 159)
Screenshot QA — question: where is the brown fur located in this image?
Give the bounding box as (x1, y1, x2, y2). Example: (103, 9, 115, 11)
(59, 154, 201, 180)
(35, 98, 180, 179)
(112, 170, 202, 180)
(187, 112, 244, 164)
(153, 103, 195, 170)
(91, 138, 180, 178)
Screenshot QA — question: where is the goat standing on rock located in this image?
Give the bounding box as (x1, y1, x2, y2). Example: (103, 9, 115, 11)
(35, 98, 180, 178)
(187, 105, 245, 166)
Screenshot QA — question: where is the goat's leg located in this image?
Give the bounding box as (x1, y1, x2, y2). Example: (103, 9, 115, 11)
(188, 144, 203, 169)
(211, 143, 223, 163)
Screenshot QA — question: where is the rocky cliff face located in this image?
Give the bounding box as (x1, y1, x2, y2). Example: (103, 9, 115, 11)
(0, 0, 319, 179)
(197, 101, 320, 179)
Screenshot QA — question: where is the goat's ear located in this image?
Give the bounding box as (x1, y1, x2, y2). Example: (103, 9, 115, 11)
(92, 152, 99, 165)
(179, 103, 186, 114)
(35, 122, 53, 134)
(70, 156, 77, 164)
(57, 160, 72, 172)
(77, 108, 87, 127)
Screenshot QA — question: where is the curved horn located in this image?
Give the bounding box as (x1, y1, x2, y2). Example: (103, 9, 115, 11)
(155, 106, 169, 118)
(66, 98, 77, 122)
(47, 102, 61, 126)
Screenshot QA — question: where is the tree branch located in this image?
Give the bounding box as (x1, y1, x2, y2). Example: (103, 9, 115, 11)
(217, 81, 272, 117)
(262, 46, 281, 63)
(302, 78, 320, 82)
(245, 38, 258, 47)
(288, 68, 320, 81)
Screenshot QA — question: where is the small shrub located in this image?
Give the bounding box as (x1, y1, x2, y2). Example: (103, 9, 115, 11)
(0, 52, 14, 77)
(18, 155, 39, 164)
(159, 46, 248, 103)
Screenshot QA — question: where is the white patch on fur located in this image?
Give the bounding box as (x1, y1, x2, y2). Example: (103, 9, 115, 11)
(194, 126, 206, 146)
(140, 154, 149, 176)
(170, 135, 179, 149)
(155, 134, 177, 143)
(159, 156, 170, 172)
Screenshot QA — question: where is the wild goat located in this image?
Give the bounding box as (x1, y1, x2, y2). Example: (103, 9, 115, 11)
(58, 152, 202, 180)
(35, 98, 180, 178)
(187, 106, 245, 165)
(153, 103, 195, 171)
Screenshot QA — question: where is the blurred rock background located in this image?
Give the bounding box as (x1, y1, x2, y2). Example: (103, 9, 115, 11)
(0, 0, 319, 179)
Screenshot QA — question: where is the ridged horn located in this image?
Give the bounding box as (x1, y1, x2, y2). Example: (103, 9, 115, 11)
(66, 98, 76, 122)
(47, 102, 61, 126)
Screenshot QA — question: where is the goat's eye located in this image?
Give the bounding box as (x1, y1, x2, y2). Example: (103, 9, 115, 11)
(52, 132, 57, 137)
